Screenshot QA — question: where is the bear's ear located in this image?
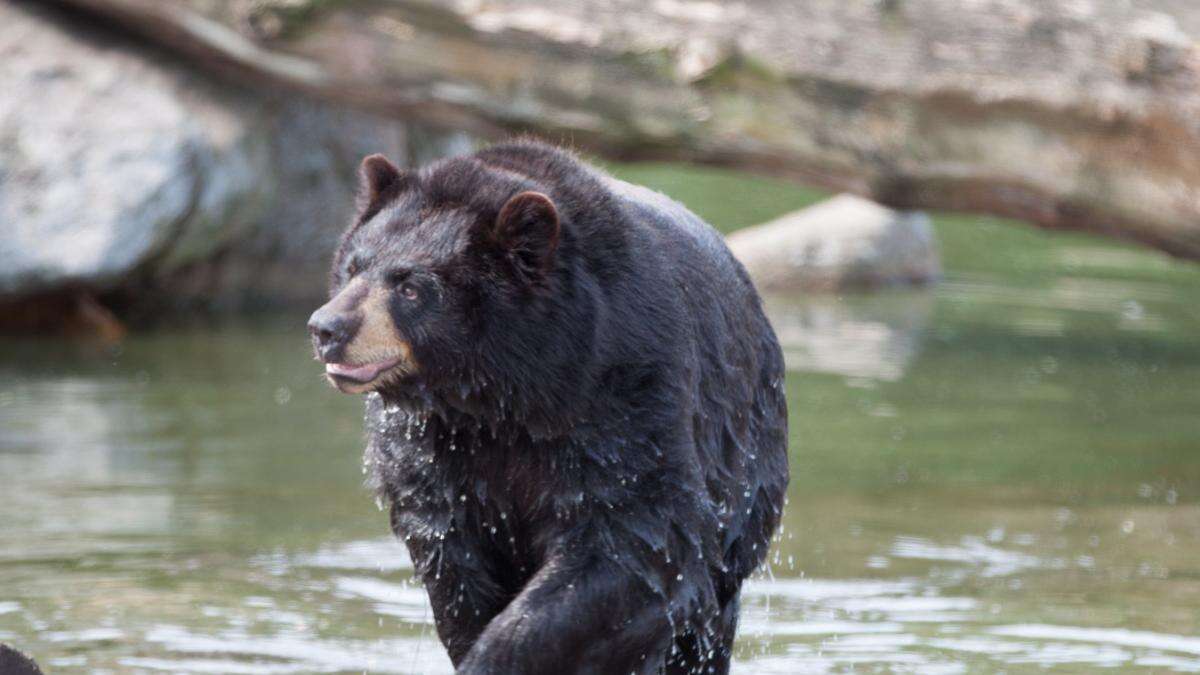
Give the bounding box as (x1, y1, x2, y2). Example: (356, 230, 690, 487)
(494, 191, 560, 276)
(357, 154, 406, 212)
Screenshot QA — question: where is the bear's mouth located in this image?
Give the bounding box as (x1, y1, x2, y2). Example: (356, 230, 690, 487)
(324, 356, 406, 391)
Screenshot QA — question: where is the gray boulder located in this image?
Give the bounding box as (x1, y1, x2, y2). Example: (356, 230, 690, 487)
(727, 194, 941, 292)
(0, 2, 430, 315)
(0, 2, 270, 297)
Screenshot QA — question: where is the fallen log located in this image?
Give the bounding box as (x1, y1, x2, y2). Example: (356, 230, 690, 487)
(46, 0, 1200, 260)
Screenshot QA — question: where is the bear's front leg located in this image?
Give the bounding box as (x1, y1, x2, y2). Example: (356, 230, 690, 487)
(401, 524, 514, 666)
(455, 548, 678, 675)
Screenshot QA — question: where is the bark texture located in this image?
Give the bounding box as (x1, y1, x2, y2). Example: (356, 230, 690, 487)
(45, 0, 1200, 260)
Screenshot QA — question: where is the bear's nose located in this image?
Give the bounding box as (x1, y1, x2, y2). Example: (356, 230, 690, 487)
(307, 306, 355, 361)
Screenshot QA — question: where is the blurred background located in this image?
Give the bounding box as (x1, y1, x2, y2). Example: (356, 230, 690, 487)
(1, 0, 1199, 672)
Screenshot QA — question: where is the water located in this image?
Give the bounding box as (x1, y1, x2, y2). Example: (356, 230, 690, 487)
(3, 175, 1200, 672)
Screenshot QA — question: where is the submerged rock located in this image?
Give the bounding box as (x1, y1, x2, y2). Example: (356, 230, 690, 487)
(727, 195, 941, 292)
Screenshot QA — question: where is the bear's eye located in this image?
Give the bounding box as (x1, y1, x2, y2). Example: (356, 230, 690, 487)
(388, 269, 418, 300)
(346, 259, 361, 278)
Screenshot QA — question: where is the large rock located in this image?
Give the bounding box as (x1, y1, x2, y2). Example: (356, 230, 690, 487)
(0, 2, 269, 297)
(727, 195, 941, 292)
(0, 2, 428, 318)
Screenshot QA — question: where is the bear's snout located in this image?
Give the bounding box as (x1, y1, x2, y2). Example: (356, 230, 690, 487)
(309, 278, 415, 393)
(308, 304, 358, 363)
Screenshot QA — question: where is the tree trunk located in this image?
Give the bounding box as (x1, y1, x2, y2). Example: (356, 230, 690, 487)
(48, 0, 1200, 260)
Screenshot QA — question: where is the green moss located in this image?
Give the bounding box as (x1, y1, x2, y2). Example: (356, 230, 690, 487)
(612, 48, 680, 82)
(247, 0, 369, 39)
(693, 51, 784, 90)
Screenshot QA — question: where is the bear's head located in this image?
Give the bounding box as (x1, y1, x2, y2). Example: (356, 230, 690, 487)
(308, 153, 562, 399)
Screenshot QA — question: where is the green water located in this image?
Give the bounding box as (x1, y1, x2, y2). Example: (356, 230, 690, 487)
(2, 166, 1200, 673)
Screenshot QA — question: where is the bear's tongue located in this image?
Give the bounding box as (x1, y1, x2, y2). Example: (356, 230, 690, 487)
(326, 358, 398, 383)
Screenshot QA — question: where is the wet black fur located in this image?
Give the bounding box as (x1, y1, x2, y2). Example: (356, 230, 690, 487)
(329, 141, 788, 674)
(0, 645, 43, 675)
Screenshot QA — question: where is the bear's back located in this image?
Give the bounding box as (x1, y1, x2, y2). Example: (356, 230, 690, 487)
(472, 145, 787, 567)
(599, 169, 790, 585)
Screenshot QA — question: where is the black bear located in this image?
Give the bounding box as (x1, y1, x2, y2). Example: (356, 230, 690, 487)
(309, 140, 788, 674)
(0, 645, 43, 675)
